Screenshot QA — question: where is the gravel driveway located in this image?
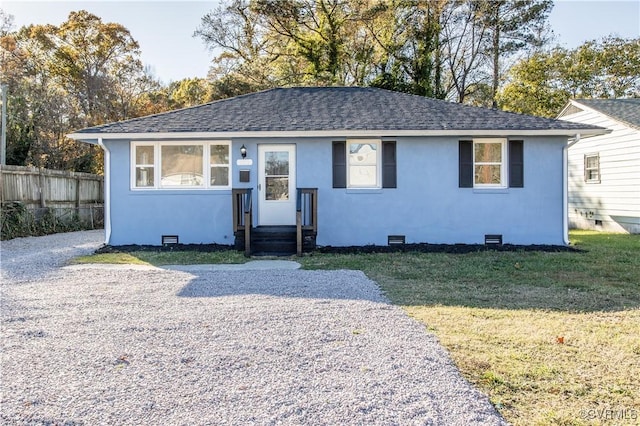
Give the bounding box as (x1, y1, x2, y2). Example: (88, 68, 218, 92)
(1, 231, 506, 425)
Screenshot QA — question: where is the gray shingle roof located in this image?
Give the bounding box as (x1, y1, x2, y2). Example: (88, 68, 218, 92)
(74, 86, 601, 134)
(573, 98, 640, 130)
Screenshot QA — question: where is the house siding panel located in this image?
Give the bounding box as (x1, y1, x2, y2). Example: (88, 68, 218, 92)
(104, 136, 566, 246)
(563, 107, 640, 233)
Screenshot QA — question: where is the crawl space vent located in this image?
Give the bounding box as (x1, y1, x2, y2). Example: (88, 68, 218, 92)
(388, 235, 406, 246)
(484, 234, 503, 246)
(162, 235, 179, 245)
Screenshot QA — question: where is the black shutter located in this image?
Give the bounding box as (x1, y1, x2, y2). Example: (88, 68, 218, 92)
(382, 141, 397, 188)
(332, 141, 346, 188)
(509, 140, 524, 188)
(459, 140, 473, 188)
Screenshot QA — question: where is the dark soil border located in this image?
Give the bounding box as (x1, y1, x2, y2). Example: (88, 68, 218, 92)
(96, 242, 582, 255)
(313, 243, 582, 254)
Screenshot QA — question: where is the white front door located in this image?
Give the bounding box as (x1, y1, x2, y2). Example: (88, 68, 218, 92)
(258, 144, 296, 225)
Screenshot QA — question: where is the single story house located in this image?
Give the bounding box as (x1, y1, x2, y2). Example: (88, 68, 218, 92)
(558, 98, 640, 234)
(68, 87, 606, 254)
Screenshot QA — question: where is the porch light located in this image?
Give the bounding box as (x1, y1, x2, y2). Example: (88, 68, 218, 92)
(240, 144, 247, 159)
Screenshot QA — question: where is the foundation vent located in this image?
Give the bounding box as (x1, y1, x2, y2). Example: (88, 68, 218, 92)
(484, 234, 503, 246)
(388, 235, 406, 246)
(162, 235, 179, 245)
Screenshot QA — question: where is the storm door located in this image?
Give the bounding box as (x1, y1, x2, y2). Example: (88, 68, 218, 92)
(257, 144, 296, 225)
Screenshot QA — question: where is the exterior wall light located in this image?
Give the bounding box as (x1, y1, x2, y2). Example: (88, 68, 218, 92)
(240, 144, 247, 159)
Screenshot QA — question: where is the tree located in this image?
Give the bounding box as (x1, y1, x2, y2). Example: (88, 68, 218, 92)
(476, 0, 553, 107)
(498, 37, 640, 117)
(439, 0, 490, 103)
(1, 10, 159, 172)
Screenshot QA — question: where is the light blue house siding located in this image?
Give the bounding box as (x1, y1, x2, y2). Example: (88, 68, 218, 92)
(105, 135, 565, 246)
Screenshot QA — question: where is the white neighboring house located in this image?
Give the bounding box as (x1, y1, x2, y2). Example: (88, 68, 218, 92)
(558, 99, 640, 234)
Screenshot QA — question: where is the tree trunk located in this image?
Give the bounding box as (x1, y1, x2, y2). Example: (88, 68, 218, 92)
(491, 6, 500, 109)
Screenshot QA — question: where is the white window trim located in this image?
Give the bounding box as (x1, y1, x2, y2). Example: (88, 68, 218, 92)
(584, 153, 600, 184)
(473, 138, 507, 189)
(346, 138, 382, 189)
(131, 141, 231, 190)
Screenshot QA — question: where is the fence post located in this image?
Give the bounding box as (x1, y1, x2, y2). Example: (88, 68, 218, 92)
(75, 176, 81, 209)
(39, 167, 46, 208)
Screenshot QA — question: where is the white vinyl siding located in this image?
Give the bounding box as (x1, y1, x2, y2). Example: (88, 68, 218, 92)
(563, 105, 640, 233)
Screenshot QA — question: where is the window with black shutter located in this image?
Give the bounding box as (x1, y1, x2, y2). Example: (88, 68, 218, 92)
(332, 141, 346, 188)
(332, 139, 396, 189)
(382, 141, 397, 188)
(459, 140, 473, 188)
(509, 140, 524, 188)
(459, 139, 524, 188)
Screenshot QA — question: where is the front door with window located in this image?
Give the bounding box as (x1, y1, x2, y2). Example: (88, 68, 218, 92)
(258, 144, 296, 225)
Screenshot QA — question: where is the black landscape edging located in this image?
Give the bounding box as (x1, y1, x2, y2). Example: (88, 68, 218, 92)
(95, 242, 582, 255)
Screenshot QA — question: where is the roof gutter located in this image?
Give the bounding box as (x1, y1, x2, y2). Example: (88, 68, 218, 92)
(563, 134, 581, 245)
(97, 137, 111, 245)
(67, 127, 609, 143)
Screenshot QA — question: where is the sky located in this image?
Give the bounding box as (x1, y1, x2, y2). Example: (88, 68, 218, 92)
(2, 0, 640, 84)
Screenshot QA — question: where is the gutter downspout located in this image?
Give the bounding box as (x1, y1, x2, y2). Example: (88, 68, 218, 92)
(563, 134, 580, 245)
(97, 137, 111, 245)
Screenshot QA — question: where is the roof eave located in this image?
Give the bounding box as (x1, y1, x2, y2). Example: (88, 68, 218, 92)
(67, 127, 608, 142)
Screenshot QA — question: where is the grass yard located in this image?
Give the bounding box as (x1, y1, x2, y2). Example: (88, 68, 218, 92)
(300, 231, 640, 425)
(72, 249, 247, 266)
(74, 231, 639, 425)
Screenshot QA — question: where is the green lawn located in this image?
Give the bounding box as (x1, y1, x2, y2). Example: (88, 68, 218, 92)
(73, 231, 640, 425)
(300, 231, 640, 425)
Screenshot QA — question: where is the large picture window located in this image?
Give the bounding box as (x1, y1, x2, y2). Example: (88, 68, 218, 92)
(161, 145, 203, 187)
(131, 141, 231, 190)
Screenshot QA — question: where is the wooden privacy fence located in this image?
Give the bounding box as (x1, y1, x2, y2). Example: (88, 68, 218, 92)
(1, 165, 104, 239)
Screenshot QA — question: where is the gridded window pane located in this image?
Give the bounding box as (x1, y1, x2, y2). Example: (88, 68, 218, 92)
(210, 166, 229, 186)
(348, 143, 378, 187)
(475, 143, 502, 162)
(266, 177, 289, 200)
(475, 165, 502, 185)
(265, 152, 289, 175)
(135, 145, 154, 165)
(210, 145, 229, 164)
(161, 145, 203, 186)
(135, 167, 154, 187)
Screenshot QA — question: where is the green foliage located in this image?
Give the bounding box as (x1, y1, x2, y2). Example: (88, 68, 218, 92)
(499, 37, 640, 117)
(0, 202, 98, 240)
(1, 10, 159, 172)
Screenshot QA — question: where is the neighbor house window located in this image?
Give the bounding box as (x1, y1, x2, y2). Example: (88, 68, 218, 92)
(584, 154, 600, 183)
(131, 141, 231, 190)
(474, 138, 506, 187)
